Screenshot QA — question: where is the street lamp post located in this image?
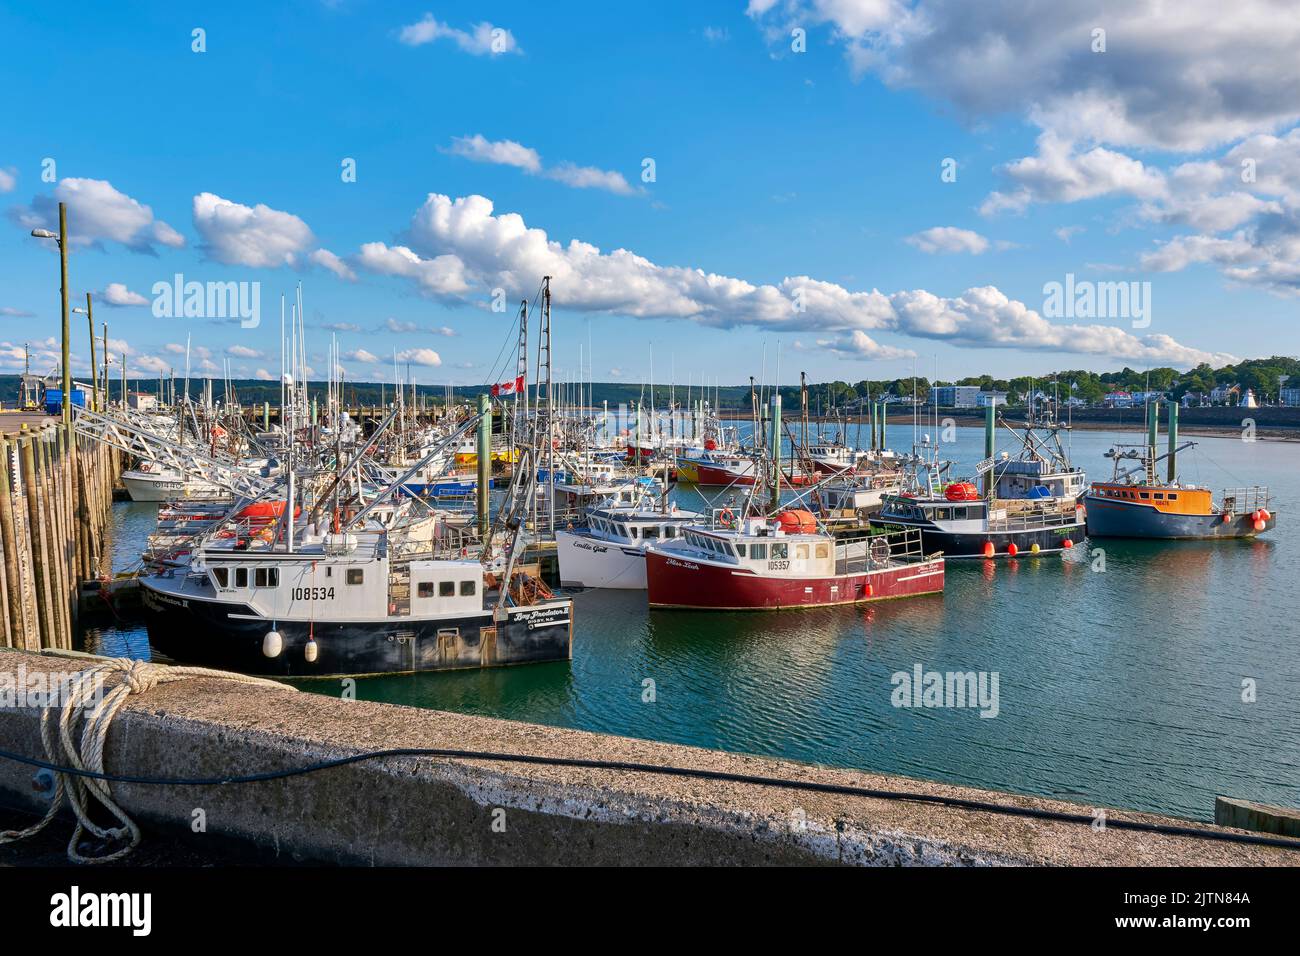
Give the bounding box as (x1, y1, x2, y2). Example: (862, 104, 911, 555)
(72, 294, 97, 412)
(30, 201, 71, 433)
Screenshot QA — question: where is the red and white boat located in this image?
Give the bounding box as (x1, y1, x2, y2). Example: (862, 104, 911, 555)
(644, 509, 944, 610)
(677, 452, 818, 487)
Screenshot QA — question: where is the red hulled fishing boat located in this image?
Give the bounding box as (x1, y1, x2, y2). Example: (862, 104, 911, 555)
(644, 509, 944, 610)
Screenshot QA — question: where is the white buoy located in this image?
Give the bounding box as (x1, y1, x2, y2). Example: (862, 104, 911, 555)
(262, 629, 283, 658)
(304, 638, 319, 663)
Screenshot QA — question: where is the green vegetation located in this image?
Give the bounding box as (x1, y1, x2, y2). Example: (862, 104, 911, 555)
(3, 355, 1296, 411)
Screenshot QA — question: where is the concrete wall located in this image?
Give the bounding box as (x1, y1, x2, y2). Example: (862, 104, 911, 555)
(0, 649, 1294, 866)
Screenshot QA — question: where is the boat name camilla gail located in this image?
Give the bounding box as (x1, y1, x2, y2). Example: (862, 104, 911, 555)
(891, 666, 1000, 718)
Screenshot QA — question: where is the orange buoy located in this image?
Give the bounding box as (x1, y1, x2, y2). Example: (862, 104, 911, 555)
(1253, 518, 1266, 531)
(1222, 512, 1232, 523)
(1259, 508, 1272, 521)
(866, 584, 874, 598)
(1062, 539, 1074, 549)
(1007, 543, 1019, 557)
(982, 541, 995, 558)
(776, 509, 818, 534)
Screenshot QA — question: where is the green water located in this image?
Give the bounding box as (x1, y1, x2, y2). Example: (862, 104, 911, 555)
(89, 425, 1300, 821)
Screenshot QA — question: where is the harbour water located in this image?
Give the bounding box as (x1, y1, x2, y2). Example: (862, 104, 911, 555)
(87, 424, 1300, 822)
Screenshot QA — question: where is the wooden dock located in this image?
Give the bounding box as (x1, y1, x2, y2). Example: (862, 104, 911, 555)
(0, 420, 120, 651)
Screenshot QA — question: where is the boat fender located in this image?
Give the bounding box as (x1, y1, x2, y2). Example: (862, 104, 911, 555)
(1007, 543, 1019, 557)
(981, 541, 995, 558)
(1222, 512, 1232, 523)
(304, 638, 319, 664)
(262, 630, 283, 659)
(1030, 543, 1040, 553)
(1062, 539, 1073, 549)
(1259, 508, 1272, 521)
(1253, 518, 1266, 532)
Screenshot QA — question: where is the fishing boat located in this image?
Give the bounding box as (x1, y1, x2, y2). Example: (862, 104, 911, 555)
(870, 413, 1086, 558)
(676, 451, 818, 487)
(644, 508, 943, 609)
(140, 531, 572, 677)
(1084, 402, 1277, 539)
(121, 460, 229, 502)
(556, 499, 703, 589)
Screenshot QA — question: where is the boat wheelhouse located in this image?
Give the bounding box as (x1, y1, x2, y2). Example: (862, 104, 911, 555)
(644, 510, 943, 610)
(555, 502, 703, 589)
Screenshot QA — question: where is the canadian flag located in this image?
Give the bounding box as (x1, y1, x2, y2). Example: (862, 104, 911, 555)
(491, 375, 525, 397)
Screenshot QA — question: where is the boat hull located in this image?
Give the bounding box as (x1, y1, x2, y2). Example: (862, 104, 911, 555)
(122, 472, 226, 502)
(140, 580, 573, 677)
(1084, 496, 1277, 539)
(555, 529, 648, 589)
(869, 517, 1085, 557)
(645, 551, 944, 610)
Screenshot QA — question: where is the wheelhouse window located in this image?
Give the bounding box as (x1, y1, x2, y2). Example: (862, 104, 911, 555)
(439, 581, 455, 597)
(735, 543, 746, 557)
(460, 580, 476, 596)
(346, 569, 364, 585)
(254, 568, 279, 588)
(750, 543, 767, 560)
(235, 567, 248, 588)
(664, 526, 676, 539)
(815, 543, 829, 559)
(417, 582, 434, 598)
(211, 567, 229, 588)
(770, 543, 789, 559)
(795, 544, 810, 560)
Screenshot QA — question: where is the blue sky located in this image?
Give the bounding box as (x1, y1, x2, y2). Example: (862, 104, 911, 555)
(2, 1, 1298, 387)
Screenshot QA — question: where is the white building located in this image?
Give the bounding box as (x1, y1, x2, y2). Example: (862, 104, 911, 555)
(932, 385, 981, 407)
(975, 391, 1008, 408)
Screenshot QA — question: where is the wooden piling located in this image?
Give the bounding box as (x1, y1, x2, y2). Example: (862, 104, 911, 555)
(0, 420, 119, 651)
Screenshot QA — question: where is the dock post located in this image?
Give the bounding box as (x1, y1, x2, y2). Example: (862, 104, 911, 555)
(477, 392, 491, 533)
(0, 436, 22, 648)
(1167, 402, 1179, 483)
(869, 400, 877, 452)
(983, 403, 995, 496)
(1147, 400, 1159, 482)
(264, 402, 270, 431)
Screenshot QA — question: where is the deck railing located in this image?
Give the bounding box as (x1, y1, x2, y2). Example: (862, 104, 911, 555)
(1220, 486, 1270, 514)
(835, 527, 928, 573)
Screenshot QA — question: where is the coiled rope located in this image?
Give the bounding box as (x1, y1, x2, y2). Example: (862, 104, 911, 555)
(0, 657, 293, 864)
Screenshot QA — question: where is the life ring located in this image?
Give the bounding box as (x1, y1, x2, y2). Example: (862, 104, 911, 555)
(720, 508, 735, 528)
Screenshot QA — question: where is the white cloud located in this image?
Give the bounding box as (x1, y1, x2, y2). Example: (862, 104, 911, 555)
(815, 330, 915, 360)
(353, 191, 1230, 366)
(226, 344, 263, 358)
(444, 134, 639, 196)
(192, 192, 315, 268)
(444, 134, 541, 173)
(344, 348, 381, 363)
(395, 347, 442, 366)
(1, 306, 35, 318)
(543, 162, 639, 196)
(749, 1, 1300, 152)
(398, 15, 520, 55)
(99, 282, 149, 307)
(0, 167, 15, 193)
(255, 369, 275, 381)
(321, 321, 361, 333)
(163, 343, 186, 354)
(905, 226, 990, 255)
(309, 248, 357, 281)
(980, 133, 1168, 216)
(11, 178, 185, 252)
